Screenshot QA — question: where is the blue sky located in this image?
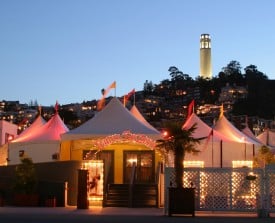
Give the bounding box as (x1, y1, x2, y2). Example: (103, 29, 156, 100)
(1, 0, 275, 106)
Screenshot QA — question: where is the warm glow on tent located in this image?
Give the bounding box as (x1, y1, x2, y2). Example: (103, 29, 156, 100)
(232, 160, 253, 168)
(184, 160, 204, 168)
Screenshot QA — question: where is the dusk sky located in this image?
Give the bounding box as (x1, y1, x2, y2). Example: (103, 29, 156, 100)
(1, 0, 275, 106)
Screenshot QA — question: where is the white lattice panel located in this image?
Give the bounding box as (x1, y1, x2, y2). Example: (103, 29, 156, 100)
(165, 167, 264, 212)
(266, 165, 275, 212)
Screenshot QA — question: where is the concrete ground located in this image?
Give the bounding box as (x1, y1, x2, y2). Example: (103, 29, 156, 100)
(0, 206, 274, 223)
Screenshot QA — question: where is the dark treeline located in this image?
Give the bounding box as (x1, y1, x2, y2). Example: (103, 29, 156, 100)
(143, 60, 275, 120)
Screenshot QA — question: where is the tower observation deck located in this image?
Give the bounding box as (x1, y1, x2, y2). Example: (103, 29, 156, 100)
(200, 34, 212, 79)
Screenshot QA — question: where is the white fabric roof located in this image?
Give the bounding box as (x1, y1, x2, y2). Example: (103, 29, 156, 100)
(12, 115, 46, 143)
(257, 129, 275, 148)
(242, 126, 262, 144)
(214, 115, 261, 145)
(61, 97, 161, 140)
(12, 113, 68, 142)
(130, 105, 158, 131)
(182, 113, 234, 142)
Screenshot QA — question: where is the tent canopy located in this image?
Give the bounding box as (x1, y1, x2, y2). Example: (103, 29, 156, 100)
(257, 129, 275, 149)
(12, 115, 46, 143)
(130, 105, 158, 131)
(182, 113, 235, 142)
(214, 115, 261, 145)
(61, 97, 161, 140)
(242, 126, 262, 144)
(12, 113, 68, 143)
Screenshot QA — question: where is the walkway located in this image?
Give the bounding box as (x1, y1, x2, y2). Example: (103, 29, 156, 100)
(0, 206, 274, 223)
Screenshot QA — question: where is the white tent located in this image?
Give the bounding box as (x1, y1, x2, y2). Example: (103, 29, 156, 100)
(211, 115, 261, 167)
(242, 126, 263, 145)
(61, 97, 161, 141)
(182, 113, 232, 142)
(257, 129, 275, 149)
(130, 105, 158, 131)
(214, 115, 261, 145)
(9, 112, 68, 165)
(183, 113, 261, 167)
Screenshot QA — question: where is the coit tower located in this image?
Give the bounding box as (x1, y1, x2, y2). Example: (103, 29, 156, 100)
(200, 34, 212, 79)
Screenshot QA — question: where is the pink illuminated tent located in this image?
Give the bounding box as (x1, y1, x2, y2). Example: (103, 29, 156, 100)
(12, 115, 46, 143)
(8, 107, 69, 165)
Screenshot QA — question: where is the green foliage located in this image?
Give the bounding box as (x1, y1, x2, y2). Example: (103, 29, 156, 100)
(14, 158, 38, 194)
(157, 121, 204, 188)
(253, 146, 275, 168)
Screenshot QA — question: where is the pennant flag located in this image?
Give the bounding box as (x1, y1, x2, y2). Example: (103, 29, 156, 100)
(102, 81, 116, 98)
(55, 101, 59, 113)
(123, 88, 135, 106)
(97, 81, 116, 111)
(219, 104, 224, 119)
(187, 99, 195, 119)
(38, 105, 42, 115)
(109, 81, 116, 89)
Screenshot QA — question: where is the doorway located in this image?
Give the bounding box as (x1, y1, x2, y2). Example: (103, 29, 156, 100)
(83, 150, 114, 185)
(123, 151, 155, 183)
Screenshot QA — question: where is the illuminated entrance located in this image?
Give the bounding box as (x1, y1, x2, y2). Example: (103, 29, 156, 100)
(83, 150, 114, 185)
(124, 150, 155, 183)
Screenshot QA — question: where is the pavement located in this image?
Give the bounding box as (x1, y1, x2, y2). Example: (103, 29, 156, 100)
(0, 206, 274, 223)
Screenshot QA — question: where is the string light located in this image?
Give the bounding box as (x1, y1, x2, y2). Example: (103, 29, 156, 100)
(94, 130, 156, 150)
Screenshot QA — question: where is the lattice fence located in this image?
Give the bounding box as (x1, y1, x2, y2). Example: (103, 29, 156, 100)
(266, 165, 275, 212)
(165, 167, 267, 213)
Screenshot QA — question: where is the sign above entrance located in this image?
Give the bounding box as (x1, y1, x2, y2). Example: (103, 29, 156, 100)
(94, 131, 156, 150)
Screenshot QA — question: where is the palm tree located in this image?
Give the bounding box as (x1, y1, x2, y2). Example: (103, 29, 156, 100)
(157, 121, 203, 188)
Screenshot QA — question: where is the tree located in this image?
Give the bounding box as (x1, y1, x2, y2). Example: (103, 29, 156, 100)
(220, 60, 244, 85)
(157, 121, 203, 188)
(232, 64, 275, 118)
(244, 64, 268, 81)
(253, 145, 275, 168)
(143, 80, 154, 95)
(14, 157, 38, 194)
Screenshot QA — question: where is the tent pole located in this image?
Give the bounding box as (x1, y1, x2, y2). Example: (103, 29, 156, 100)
(244, 143, 246, 160)
(220, 140, 223, 168)
(211, 129, 213, 167)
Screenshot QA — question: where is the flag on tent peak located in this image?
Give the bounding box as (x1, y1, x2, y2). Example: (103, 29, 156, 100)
(123, 88, 135, 106)
(55, 101, 59, 113)
(109, 81, 116, 89)
(219, 104, 224, 119)
(38, 105, 42, 115)
(97, 81, 116, 111)
(187, 99, 195, 119)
